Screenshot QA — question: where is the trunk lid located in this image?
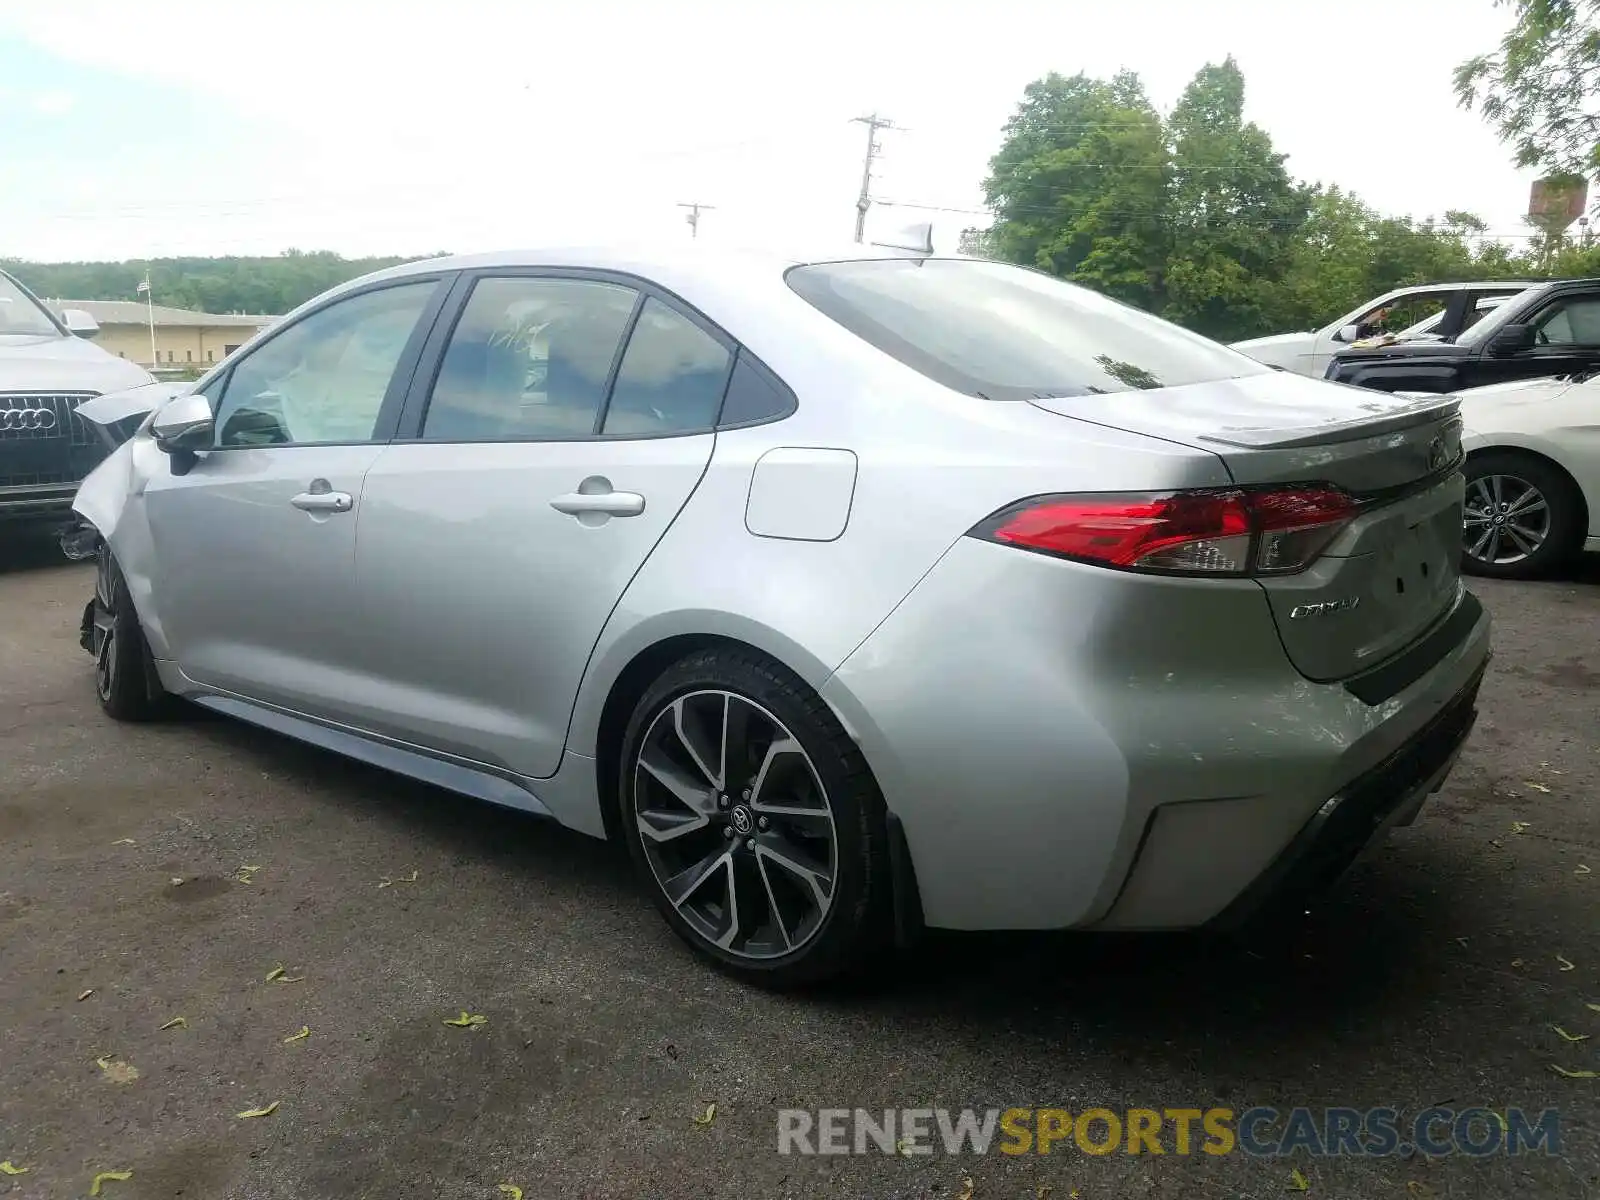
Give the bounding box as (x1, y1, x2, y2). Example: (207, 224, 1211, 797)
(1030, 372, 1466, 684)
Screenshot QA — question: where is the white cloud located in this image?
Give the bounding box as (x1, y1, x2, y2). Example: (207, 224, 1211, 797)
(30, 88, 73, 115)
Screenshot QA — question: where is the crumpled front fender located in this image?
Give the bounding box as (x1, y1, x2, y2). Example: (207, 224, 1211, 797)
(70, 432, 173, 658)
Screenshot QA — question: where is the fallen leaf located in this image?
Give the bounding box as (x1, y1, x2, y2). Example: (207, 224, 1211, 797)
(1512, 958, 1525, 968)
(283, 1026, 310, 1043)
(442, 1011, 487, 1028)
(956, 1177, 974, 1200)
(0, 1161, 28, 1175)
(1549, 1064, 1599, 1079)
(691, 1102, 716, 1125)
(1487, 1111, 1508, 1133)
(89, 1169, 132, 1196)
(1288, 1166, 1310, 1192)
(1406, 1183, 1433, 1197)
(236, 1101, 280, 1119)
(159, 1017, 187, 1031)
(277, 975, 305, 984)
(1490, 839, 1504, 848)
(498, 1187, 524, 1200)
(1576, 865, 1592, 876)
(1553, 1025, 1590, 1042)
(1036, 1188, 1051, 1200)
(1510, 821, 1532, 834)
(95, 1056, 139, 1084)
(264, 965, 286, 983)
(1455, 937, 1469, 947)
(112, 838, 136, 846)
(377, 869, 420, 889)
(895, 1138, 915, 1156)
(234, 865, 261, 883)
(77, 988, 94, 1001)
(1588, 1003, 1600, 1014)
(169, 877, 184, 886)
(1557, 954, 1577, 972)
(1524, 782, 1551, 793)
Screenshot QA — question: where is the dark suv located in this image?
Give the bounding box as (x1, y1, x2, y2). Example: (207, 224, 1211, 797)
(1325, 278, 1600, 393)
(0, 269, 152, 539)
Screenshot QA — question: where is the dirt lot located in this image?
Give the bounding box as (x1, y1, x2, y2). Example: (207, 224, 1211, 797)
(1, 532, 1597, 1200)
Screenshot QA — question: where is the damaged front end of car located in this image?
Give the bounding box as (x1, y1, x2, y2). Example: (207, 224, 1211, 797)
(58, 382, 192, 562)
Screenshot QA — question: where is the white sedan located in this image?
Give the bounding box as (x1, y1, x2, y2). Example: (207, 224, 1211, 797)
(1456, 373, 1600, 578)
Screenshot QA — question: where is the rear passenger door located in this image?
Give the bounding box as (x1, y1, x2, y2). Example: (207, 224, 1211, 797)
(349, 271, 733, 779)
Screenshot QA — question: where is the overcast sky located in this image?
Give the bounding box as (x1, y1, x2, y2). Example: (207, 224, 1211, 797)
(0, 0, 1546, 263)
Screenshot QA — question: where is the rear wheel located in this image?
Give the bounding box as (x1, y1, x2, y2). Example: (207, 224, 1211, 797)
(90, 548, 172, 721)
(617, 647, 892, 988)
(1461, 452, 1584, 580)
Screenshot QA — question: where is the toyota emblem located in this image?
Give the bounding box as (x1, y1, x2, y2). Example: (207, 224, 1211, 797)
(0, 406, 58, 432)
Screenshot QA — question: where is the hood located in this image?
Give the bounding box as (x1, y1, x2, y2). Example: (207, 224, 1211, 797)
(0, 332, 154, 393)
(1330, 339, 1463, 364)
(75, 380, 193, 429)
(1230, 331, 1313, 353)
(1452, 373, 1576, 405)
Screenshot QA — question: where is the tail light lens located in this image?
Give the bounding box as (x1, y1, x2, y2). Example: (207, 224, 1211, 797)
(969, 486, 1358, 577)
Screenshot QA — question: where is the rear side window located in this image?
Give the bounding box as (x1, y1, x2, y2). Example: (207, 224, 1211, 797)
(786, 258, 1271, 400)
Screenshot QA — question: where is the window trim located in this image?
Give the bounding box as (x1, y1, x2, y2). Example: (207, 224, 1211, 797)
(202, 273, 458, 451)
(392, 266, 779, 445)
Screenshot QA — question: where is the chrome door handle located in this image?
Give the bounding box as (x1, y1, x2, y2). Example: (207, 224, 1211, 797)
(290, 491, 353, 513)
(550, 491, 645, 517)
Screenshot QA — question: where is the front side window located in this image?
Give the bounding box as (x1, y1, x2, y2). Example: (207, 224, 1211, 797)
(1530, 293, 1600, 345)
(0, 273, 61, 337)
(786, 258, 1271, 400)
(601, 297, 731, 435)
(213, 282, 435, 447)
(422, 276, 637, 441)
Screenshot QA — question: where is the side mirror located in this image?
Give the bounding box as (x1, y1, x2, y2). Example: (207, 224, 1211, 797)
(1489, 324, 1537, 356)
(150, 391, 214, 454)
(61, 308, 100, 337)
(1336, 323, 1362, 344)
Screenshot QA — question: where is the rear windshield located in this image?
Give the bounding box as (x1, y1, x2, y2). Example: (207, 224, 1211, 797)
(785, 258, 1271, 400)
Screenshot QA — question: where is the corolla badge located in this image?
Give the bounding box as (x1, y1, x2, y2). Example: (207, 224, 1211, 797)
(1289, 597, 1361, 620)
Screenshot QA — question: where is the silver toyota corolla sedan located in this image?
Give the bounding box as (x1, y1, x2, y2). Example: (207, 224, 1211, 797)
(70, 239, 1491, 986)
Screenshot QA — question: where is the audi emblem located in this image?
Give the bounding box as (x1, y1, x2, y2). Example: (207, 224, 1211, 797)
(0, 407, 57, 432)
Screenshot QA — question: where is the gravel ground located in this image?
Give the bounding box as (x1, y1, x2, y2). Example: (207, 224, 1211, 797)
(0, 531, 1597, 1200)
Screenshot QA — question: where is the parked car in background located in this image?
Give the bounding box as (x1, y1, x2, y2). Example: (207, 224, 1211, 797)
(0, 269, 153, 545)
(1326, 277, 1600, 394)
(1348, 294, 1509, 350)
(71, 240, 1489, 986)
(1451, 373, 1600, 578)
(1231, 281, 1535, 377)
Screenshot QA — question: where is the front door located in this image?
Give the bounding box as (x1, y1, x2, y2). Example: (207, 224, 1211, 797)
(142, 279, 443, 719)
(349, 273, 732, 778)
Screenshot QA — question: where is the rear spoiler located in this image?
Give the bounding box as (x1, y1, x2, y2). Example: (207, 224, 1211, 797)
(1199, 393, 1461, 451)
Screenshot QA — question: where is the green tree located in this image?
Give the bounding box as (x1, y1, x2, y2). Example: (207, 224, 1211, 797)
(1455, 0, 1600, 173)
(983, 71, 1170, 309)
(1160, 57, 1309, 339)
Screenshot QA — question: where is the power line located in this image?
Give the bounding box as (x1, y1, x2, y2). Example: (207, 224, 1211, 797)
(851, 113, 899, 244)
(676, 201, 715, 238)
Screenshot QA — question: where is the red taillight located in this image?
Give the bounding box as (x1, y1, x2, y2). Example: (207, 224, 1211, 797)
(970, 487, 1357, 576)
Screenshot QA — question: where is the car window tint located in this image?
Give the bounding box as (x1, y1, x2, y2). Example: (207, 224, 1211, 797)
(1532, 294, 1600, 345)
(787, 258, 1270, 400)
(214, 283, 434, 447)
(422, 277, 637, 441)
(601, 298, 731, 436)
(718, 350, 796, 426)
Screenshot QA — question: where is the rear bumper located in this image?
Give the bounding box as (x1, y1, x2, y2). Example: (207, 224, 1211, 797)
(821, 537, 1492, 933)
(1209, 659, 1483, 928)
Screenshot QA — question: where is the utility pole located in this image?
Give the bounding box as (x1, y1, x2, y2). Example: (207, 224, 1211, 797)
(677, 201, 715, 238)
(851, 113, 896, 243)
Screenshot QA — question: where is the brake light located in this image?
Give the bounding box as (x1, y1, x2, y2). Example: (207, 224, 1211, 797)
(969, 487, 1357, 576)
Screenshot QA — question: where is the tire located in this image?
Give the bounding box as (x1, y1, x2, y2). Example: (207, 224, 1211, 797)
(90, 548, 172, 721)
(1461, 451, 1585, 580)
(617, 646, 892, 988)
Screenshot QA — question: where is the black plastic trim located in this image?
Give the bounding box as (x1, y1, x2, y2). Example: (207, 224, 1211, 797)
(1343, 590, 1484, 706)
(886, 811, 926, 949)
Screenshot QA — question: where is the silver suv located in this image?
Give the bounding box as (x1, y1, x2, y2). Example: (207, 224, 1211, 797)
(0, 269, 153, 538)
